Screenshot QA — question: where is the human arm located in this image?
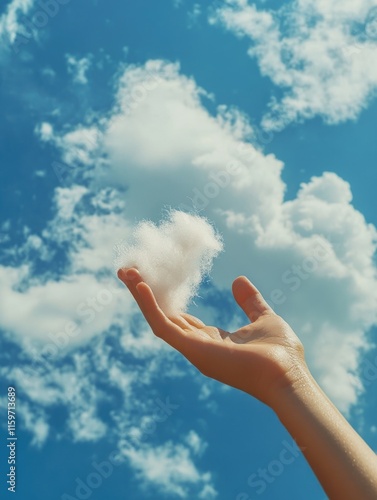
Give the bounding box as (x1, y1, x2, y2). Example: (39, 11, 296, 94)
(118, 267, 377, 499)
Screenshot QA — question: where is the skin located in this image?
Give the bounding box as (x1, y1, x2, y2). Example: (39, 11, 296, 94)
(118, 267, 377, 499)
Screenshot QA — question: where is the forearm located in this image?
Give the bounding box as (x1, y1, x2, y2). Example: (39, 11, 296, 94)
(272, 366, 377, 499)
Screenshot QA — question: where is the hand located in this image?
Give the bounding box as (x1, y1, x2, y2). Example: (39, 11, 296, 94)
(118, 268, 308, 409)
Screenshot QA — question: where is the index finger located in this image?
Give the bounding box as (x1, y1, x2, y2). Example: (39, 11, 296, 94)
(117, 268, 191, 352)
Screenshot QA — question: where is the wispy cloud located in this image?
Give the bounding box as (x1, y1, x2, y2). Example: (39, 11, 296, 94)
(0, 0, 35, 45)
(66, 54, 92, 85)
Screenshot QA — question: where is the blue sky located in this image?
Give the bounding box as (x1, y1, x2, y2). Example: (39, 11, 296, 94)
(1, 1, 377, 499)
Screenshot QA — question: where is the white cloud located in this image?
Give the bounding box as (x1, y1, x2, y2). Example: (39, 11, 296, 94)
(121, 441, 216, 498)
(53, 185, 88, 220)
(68, 407, 107, 442)
(98, 60, 284, 225)
(186, 430, 208, 456)
(0, 0, 35, 45)
(41, 67, 56, 80)
(0, 0, 76, 55)
(212, 0, 377, 130)
(0, 187, 133, 352)
(0, 220, 11, 244)
(37, 123, 101, 167)
(17, 401, 49, 447)
(33, 169, 47, 178)
(66, 54, 92, 85)
(199, 483, 218, 499)
(188, 3, 202, 28)
(37, 122, 54, 141)
(0, 266, 124, 349)
(119, 324, 166, 359)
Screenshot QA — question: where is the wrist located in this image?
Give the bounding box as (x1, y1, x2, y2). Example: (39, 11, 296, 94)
(268, 360, 316, 415)
(268, 362, 377, 500)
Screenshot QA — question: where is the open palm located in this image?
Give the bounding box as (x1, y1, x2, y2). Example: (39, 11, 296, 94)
(118, 268, 306, 408)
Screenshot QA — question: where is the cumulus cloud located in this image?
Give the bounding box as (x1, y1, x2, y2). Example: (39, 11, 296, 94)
(212, 0, 377, 130)
(115, 210, 223, 314)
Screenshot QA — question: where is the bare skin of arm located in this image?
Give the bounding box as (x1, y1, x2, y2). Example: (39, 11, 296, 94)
(118, 268, 377, 500)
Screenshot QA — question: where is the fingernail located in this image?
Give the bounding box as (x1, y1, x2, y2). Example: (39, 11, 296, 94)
(124, 268, 139, 280)
(117, 269, 126, 280)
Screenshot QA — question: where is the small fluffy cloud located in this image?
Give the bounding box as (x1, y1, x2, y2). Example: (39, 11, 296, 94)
(121, 441, 216, 498)
(115, 210, 223, 314)
(66, 54, 92, 85)
(37, 122, 101, 169)
(212, 0, 377, 130)
(186, 430, 208, 456)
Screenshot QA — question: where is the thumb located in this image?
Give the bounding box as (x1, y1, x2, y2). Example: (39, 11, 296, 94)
(232, 276, 274, 322)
